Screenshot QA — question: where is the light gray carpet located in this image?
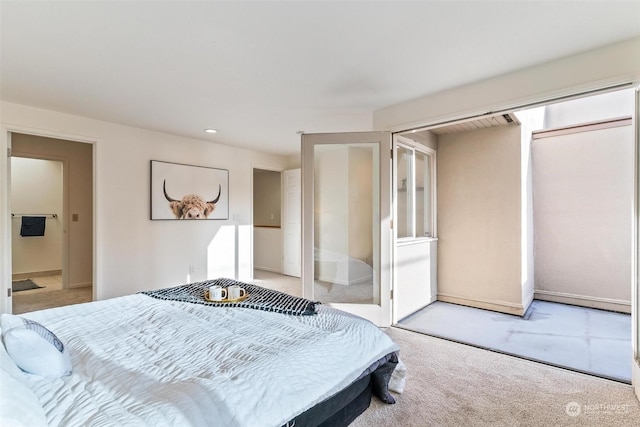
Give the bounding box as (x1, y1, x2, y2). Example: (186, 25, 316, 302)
(252, 269, 302, 296)
(354, 327, 640, 426)
(398, 300, 631, 383)
(253, 271, 640, 425)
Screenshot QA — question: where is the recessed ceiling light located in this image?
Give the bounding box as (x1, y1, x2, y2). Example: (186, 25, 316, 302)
(204, 128, 218, 134)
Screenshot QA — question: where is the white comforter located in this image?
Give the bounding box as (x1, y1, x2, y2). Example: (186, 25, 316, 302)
(22, 294, 398, 427)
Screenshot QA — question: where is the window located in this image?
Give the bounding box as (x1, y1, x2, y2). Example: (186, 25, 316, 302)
(396, 142, 435, 239)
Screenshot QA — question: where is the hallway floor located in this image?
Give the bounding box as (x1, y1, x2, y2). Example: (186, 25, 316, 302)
(12, 273, 63, 295)
(398, 300, 632, 383)
(12, 274, 92, 314)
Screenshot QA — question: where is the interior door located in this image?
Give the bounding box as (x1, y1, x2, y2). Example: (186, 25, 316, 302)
(301, 131, 392, 326)
(282, 168, 301, 277)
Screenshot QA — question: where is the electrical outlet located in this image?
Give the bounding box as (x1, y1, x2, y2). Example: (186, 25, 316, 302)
(72, 214, 79, 222)
(188, 265, 195, 275)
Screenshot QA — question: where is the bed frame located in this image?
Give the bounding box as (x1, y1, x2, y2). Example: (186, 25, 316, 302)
(285, 353, 398, 427)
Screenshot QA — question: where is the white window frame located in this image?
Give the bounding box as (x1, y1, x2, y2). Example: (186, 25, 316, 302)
(394, 136, 436, 242)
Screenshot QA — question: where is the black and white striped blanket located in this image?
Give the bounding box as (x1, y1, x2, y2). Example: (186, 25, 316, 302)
(141, 278, 318, 316)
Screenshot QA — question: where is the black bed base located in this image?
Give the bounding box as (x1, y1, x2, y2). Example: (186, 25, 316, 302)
(282, 352, 398, 427)
(287, 370, 372, 427)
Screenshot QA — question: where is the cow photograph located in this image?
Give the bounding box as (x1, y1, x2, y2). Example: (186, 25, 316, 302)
(150, 160, 229, 220)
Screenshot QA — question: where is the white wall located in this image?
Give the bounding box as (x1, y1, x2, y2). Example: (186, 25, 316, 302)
(545, 88, 635, 129)
(532, 122, 633, 312)
(437, 125, 525, 315)
(253, 227, 282, 273)
(1, 101, 289, 306)
(11, 157, 63, 275)
(514, 108, 546, 311)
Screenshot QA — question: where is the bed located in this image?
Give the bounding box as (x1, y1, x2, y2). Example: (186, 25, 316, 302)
(0, 278, 401, 427)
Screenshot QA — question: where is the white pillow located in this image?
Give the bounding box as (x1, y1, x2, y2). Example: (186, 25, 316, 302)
(1, 313, 72, 378)
(1, 333, 48, 426)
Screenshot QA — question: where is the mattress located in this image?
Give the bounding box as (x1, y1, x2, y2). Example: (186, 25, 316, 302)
(17, 292, 399, 426)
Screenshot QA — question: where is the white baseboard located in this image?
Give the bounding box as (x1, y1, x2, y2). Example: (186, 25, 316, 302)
(534, 290, 631, 313)
(254, 266, 281, 274)
(317, 273, 347, 286)
(437, 292, 527, 316)
(429, 293, 438, 304)
(316, 273, 371, 286)
(522, 290, 535, 313)
(12, 269, 62, 281)
(68, 282, 92, 289)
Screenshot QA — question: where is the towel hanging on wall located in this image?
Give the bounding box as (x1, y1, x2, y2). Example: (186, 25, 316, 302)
(20, 216, 46, 237)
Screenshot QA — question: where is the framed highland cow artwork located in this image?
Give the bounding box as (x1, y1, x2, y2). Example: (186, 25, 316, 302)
(150, 160, 229, 220)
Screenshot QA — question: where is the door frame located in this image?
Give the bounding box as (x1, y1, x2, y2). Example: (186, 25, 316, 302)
(301, 131, 392, 326)
(633, 85, 640, 398)
(0, 124, 97, 314)
(391, 134, 438, 324)
(385, 83, 640, 398)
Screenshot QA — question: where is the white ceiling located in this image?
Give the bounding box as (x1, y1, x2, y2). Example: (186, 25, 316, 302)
(1, 1, 639, 156)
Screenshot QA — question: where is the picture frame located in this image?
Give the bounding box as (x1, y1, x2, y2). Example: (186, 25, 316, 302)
(150, 160, 229, 220)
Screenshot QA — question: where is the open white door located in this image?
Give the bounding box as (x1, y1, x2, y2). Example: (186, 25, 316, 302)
(282, 168, 301, 277)
(301, 131, 392, 327)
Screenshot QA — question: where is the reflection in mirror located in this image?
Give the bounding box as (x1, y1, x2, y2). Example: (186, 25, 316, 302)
(312, 143, 379, 304)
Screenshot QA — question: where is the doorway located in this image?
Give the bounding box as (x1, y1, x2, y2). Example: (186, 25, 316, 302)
(395, 87, 635, 382)
(9, 132, 93, 314)
(11, 157, 65, 308)
(252, 168, 283, 275)
(251, 166, 305, 297)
